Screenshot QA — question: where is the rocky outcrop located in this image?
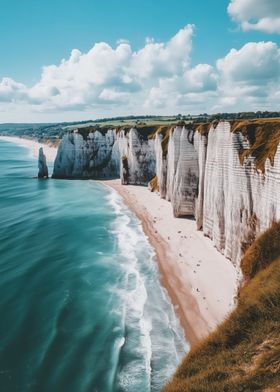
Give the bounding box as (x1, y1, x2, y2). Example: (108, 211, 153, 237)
(38, 147, 48, 179)
(52, 128, 156, 185)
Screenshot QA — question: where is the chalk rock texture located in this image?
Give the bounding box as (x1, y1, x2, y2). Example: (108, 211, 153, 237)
(199, 121, 280, 264)
(155, 126, 199, 217)
(153, 132, 168, 197)
(52, 130, 118, 179)
(151, 121, 280, 265)
(194, 131, 208, 230)
(52, 128, 155, 185)
(52, 121, 280, 266)
(38, 147, 48, 179)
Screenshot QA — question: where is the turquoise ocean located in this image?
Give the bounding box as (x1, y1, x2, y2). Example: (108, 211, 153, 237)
(0, 139, 187, 392)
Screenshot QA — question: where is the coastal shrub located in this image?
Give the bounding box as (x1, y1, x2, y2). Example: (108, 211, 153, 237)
(241, 221, 280, 280)
(162, 222, 280, 392)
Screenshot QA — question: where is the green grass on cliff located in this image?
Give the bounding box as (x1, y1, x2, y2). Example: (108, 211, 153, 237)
(163, 222, 280, 392)
(231, 118, 280, 172)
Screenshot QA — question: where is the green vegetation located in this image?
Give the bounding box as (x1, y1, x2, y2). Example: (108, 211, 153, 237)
(163, 222, 280, 392)
(69, 116, 186, 131)
(1, 116, 280, 169)
(241, 221, 280, 281)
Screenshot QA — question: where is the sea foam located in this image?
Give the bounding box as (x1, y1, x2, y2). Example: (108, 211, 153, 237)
(106, 188, 188, 391)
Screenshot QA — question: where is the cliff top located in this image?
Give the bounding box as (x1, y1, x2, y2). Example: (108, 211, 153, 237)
(195, 118, 280, 171)
(74, 118, 280, 171)
(231, 119, 280, 171)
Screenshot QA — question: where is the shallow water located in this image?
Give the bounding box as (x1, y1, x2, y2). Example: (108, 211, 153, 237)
(0, 140, 187, 392)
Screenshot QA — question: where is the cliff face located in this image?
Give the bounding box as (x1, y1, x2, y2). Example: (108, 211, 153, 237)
(154, 126, 199, 217)
(154, 121, 280, 265)
(52, 120, 280, 266)
(52, 130, 118, 179)
(52, 128, 156, 184)
(118, 128, 156, 185)
(197, 122, 280, 264)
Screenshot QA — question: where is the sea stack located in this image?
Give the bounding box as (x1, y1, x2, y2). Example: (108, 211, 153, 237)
(38, 147, 48, 179)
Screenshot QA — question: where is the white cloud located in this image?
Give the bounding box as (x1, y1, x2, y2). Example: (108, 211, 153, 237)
(0, 78, 28, 102)
(0, 24, 216, 116)
(0, 24, 280, 120)
(217, 41, 280, 83)
(228, 0, 280, 33)
(215, 41, 280, 111)
(183, 64, 218, 92)
(131, 25, 194, 79)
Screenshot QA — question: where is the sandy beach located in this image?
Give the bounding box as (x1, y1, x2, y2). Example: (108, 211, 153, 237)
(0, 136, 57, 162)
(101, 179, 239, 345)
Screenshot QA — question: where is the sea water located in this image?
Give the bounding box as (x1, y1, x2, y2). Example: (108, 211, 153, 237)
(0, 140, 187, 392)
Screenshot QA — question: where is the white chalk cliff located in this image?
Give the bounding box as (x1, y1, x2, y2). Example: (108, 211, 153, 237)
(53, 128, 156, 185)
(154, 121, 280, 265)
(198, 122, 280, 264)
(52, 130, 118, 179)
(52, 121, 280, 266)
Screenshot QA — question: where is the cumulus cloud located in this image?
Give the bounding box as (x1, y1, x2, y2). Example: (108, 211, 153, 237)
(215, 41, 280, 110)
(228, 0, 280, 33)
(0, 78, 28, 102)
(131, 25, 193, 79)
(0, 25, 219, 115)
(0, 24, 279, 118)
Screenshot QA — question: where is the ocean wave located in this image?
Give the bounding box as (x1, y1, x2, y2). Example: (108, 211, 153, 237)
(105, 188, 187, 391)
(0, 140, 187, 392)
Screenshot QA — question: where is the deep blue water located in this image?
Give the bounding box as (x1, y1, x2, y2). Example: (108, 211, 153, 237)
(0, 140, 187, 392)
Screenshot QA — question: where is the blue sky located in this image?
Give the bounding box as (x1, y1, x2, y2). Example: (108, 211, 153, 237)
(0, 0, 280, 122)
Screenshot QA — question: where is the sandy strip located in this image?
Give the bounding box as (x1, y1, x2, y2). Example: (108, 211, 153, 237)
(0, 136, 57, 162)
(101, 179, 238, 346)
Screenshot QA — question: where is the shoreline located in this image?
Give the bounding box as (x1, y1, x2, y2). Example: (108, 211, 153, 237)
(101, 179, 238, 346)
(0, 136, 57, 162)
(0, 134, 238, 346)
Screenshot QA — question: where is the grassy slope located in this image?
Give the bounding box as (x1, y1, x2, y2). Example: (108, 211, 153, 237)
(231, 119, 280, 172)
(163, 223, 280, 392)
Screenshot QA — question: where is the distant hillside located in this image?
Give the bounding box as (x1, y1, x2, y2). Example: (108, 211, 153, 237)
(1, 111, 279, 141)
(163, 222, 280, 392)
